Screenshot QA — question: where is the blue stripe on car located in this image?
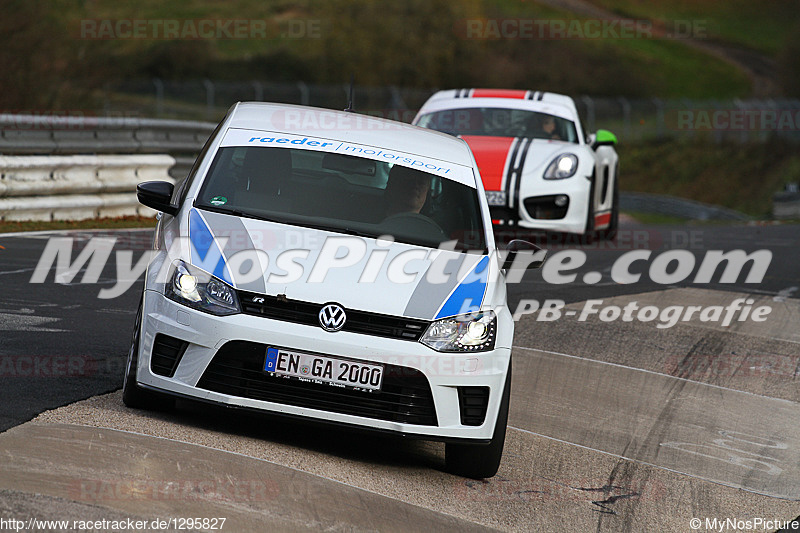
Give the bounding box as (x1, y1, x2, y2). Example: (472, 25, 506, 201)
(434, 255, 490, 319)
(189, 209, 233, 284)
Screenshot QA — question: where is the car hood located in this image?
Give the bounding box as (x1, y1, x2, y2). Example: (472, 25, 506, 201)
(171, 207, 493, 321)
(461, 135, 573, 191)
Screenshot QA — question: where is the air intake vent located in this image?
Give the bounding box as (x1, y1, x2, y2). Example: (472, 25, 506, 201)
(457, 386, 490, 426)
(150, 334, 188, 378)
(197, 341, 438, 426)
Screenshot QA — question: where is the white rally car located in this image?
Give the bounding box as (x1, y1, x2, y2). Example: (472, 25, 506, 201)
(124, 102, 545, 479)
(413, 89, 620, 240)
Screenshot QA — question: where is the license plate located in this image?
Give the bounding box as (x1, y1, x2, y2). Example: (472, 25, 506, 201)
(485, 190, 507, 206)
(264, 347, 384, 392)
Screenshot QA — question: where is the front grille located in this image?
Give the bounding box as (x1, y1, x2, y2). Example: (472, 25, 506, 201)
(196, 341, 438, 426)
(150, 334, 188, 377)
(238, 291, 429, 341)
(457, 386, 490, 426)
(523, 195, 569, 220)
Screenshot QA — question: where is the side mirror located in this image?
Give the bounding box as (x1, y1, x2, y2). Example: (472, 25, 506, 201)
(137, 181, 178, 216)
(592, 129, 618, 148)
(502, 239, 547, 271)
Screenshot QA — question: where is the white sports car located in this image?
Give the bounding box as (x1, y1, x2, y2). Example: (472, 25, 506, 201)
(413, 89, 620, 240)
(125, 102, 545, 479)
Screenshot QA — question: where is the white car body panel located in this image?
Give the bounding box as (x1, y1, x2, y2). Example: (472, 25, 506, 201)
(133, 102, 519, 444)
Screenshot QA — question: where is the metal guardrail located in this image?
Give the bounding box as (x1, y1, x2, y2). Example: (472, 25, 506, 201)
(0, 114, 215, 180)
(620, 192, 751, 221)
(0, 114, 215, 154)
(0, 112, 773, 222)
(0, 154, 175, 221)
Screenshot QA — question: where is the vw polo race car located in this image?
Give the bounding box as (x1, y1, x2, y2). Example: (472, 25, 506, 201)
(413, 89, 620, 240)
(124, 102, 545, 479)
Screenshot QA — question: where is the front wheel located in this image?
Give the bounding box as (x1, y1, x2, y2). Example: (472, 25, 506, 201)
(122, 295, 174, 410)
(445, 367, 511, 479)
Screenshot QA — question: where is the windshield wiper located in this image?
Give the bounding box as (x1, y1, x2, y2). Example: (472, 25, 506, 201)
(196, 203, 287, 224)
(298, 221, 375, 238)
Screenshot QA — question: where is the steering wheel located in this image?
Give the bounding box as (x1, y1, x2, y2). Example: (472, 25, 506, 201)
(379, 213, 448, 241)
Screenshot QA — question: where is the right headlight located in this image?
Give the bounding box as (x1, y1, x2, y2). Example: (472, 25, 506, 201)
(543, 153, 578, 179)
(420, 311, 496, 352)
(165, 260, 240, 316)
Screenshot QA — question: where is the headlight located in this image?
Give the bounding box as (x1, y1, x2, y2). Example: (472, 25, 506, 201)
(543, 154, 578, 179)
(166, 261, 240, 316)
(420, 311, 496, 352)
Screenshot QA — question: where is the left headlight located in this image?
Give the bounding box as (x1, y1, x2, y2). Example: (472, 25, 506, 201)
(165, 260, 240, 316)
(420, 311, 496, 353)
(543, 153, 578, 179)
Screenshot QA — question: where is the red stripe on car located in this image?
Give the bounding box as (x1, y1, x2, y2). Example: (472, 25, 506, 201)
(595, 213, 611, 227)
(471, 89, 528, 99)
(461, 135, 515, 191)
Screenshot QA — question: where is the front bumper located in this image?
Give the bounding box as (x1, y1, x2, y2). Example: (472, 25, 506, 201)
(491, 175, 591, 235)
(135, 290, 511, 441)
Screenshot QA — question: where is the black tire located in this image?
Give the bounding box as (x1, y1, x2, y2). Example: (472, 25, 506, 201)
(122, 295, 174, 410)
(445, 366, 511, 479)
(596, 166, 619, 241)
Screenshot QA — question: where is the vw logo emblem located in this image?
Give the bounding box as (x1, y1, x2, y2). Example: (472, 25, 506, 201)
(319, 303, 346, 332)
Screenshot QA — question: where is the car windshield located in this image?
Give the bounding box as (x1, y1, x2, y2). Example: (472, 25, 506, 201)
(194, 146, 487, 251)
(417, 107, 579, 143)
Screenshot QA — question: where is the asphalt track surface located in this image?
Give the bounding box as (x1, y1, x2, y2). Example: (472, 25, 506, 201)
(1, 221, 799, 531)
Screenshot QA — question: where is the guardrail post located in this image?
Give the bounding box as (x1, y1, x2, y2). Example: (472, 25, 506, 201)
(681, 99, 694, 140)
(252, 81, 263, 101)
(652, 98, 665, 139)
(153, 78, 164, 117)
(581, 96, 595, 134)
(297, 81, 309, 106)
(203, 79, 215, 119)
(733, 99, 748, 143)
(712, 100, 723, 144)
(389, 86, 407, 112)
(617, 97, 631, 141)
